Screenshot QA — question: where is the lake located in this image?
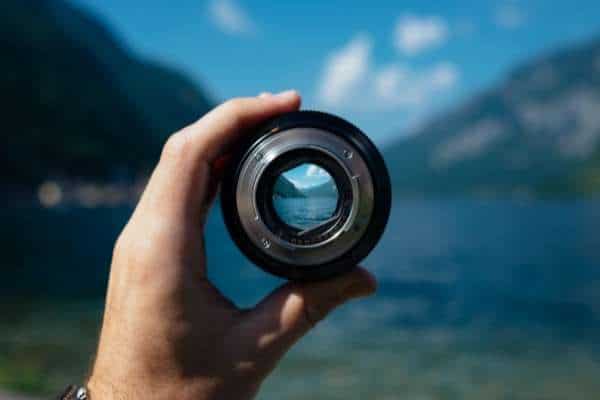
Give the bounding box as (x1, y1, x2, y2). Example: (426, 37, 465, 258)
(272, 196, 339, 229)
(2, 198, 600, 399)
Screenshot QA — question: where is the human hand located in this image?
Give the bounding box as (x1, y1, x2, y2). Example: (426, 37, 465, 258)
(87, 91, 377, 399)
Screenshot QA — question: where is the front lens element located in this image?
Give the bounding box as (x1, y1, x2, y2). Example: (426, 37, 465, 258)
(272, 163, 339, 230)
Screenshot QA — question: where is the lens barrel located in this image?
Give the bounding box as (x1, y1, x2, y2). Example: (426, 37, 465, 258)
(220, 111, 391, 281)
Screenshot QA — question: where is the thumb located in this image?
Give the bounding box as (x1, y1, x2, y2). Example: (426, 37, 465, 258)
(236, 267, 376, 373)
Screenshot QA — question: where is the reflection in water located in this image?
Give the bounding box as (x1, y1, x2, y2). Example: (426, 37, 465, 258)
(273, 197, 338, 229)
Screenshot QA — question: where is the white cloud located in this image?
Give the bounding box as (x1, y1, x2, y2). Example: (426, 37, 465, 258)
(374, 64, 422, 105)
(494, 3, 525, 29)
(318, 34, 372, 107)
(209, 0, 255, 36)
(394, 15, 448, 56)
(373, 62, 459, 109)
(430, 62, 459, 88)
(317, 35, 459, 112)
(374, 65, 409, 100)
(306, 165, 329, 177)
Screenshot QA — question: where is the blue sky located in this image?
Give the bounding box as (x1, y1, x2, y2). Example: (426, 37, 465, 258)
(282, 164, 333, 189)
(72, 0, 600, 145)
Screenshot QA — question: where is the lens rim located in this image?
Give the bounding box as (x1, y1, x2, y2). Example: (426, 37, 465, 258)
(235, 130, 371, 266)
(221, 111, 391, 281)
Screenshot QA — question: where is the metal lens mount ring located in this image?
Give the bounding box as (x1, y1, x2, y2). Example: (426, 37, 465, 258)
(253, 148, 354, 248)
(235, 127, 374, 266)
(221, 111, 391, 281)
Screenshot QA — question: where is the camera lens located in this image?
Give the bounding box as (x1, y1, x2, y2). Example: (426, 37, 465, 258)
(220, 111, 391, 281)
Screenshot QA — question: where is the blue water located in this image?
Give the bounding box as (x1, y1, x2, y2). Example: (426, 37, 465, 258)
(272, 197, 338, 229)
(2, 199, 600, 398)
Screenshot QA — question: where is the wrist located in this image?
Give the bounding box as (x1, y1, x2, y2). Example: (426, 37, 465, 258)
(87, 370, 139, 400)
(87, 374, 116, 400)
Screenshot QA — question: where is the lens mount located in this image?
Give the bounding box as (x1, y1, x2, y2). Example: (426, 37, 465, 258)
(221, 111, 391, 281)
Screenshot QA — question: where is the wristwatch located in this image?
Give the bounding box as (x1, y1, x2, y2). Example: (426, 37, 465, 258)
(58, 385, 88, 400)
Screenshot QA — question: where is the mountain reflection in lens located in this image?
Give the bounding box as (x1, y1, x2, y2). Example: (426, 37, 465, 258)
(272, 163, 339, 230)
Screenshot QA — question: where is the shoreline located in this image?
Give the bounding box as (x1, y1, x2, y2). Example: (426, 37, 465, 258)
(2, 180, 145, 209)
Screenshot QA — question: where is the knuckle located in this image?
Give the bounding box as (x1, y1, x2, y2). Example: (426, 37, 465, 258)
(112, 221, 141, 252)
(112, 232, 129, 257)
(161, 131, 188, 160)
(222, 97, 244, 113)
(303, 302, 327, 327)
(233, 360, 259, 378)
(112, 229, 137, 261)
(297, 286, 341, 328)
(111, 232, 151, 277)
(220, 98, 247, 127)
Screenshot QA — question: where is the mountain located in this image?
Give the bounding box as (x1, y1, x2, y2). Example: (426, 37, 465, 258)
(273, 176, 306, 198)
(1, 0, 212, 186)
(384, 37, 600, 197)
(300, 181, 338, 198)
(273, 176, 338, 199)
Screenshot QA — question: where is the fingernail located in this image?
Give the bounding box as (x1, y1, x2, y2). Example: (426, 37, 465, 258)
(273, 89, 298, 100)
(258, 92, 273, 98)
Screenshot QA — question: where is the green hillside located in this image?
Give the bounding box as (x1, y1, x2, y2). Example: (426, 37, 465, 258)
(300, 181, 338, 198)
(1, 0, 212, 186)
(273, 175, 306, 198)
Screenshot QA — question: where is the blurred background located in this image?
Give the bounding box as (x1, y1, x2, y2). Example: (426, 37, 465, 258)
(2, 0, 600, 398)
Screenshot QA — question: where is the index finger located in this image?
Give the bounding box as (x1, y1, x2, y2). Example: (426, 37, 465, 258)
(139, 91, 301, 220)
(180, 90, 301, 163)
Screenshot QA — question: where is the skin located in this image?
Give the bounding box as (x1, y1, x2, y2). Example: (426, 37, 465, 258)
(87, 91, 377, 399)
